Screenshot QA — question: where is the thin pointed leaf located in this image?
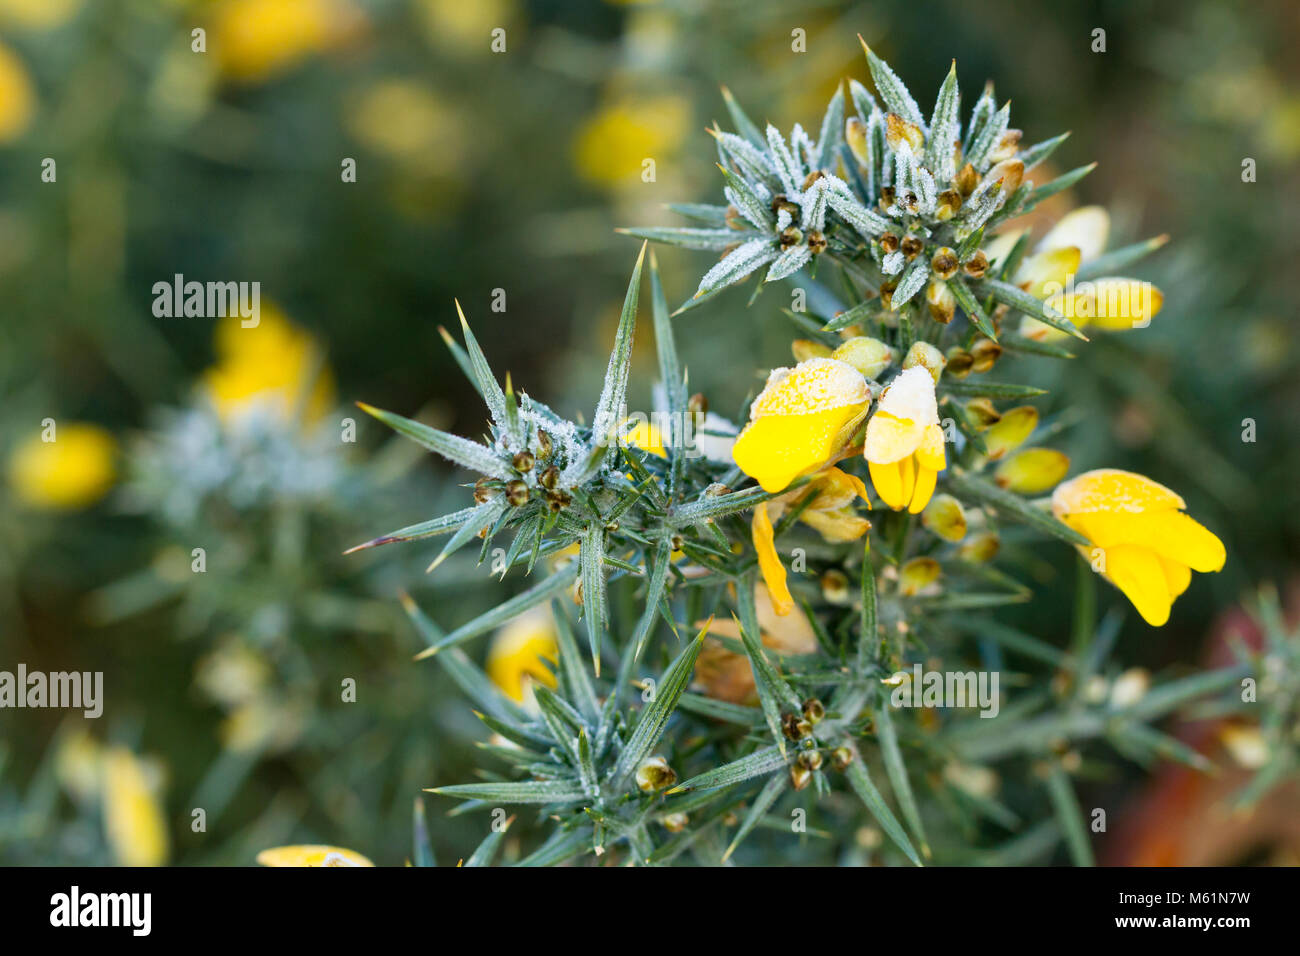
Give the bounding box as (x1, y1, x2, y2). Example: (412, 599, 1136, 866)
(591, 244, 646, 457)
(948, 275, 997, 339)
(357, 403, 510, 479)
(862, 41, 924, 127)
(979, 277, 1086, 340)
(455, 302, 508, 426)
(669, 746, 786, 794)
(876, 705, 930, 858)
(723, 772, 788, 861)
(1044, 764, 1094, 866)
(429, 779, 587, 805)
(464, 815, 514, 867)
(844, 752, 923, 866)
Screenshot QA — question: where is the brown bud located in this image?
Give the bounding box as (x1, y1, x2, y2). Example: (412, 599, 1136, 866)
(831, 746, 854, 771)
(512, 450, 535, 473)
(473, 477, 500, 504)
(945, 347, 974, 378)
(724, 205, 746, 231)
(687, 392, 708, 416)
(926, 280, 956, 324)
(539, 465, 560, 490)
(505, 480, 530, 507)
(820, 568, 850, 604)
(807, 230, 827, 254)
(900, 236, 924, 260)
(670, 533, 685, 551)
(790, 764, 812, 791)
(964, 397, 1002, 428)
(930, 247, 958, 280)
(779, 226, 803, 248)
(802, 698, 825, 724)
(879, 232, 900, 254)
(781, 712, 812, 740)
(545, 489, 571, 512)
(535, 429, 553, 459)
(879, 186, 896, 211)
(801, 170, 825, 190)
(798, 749, 824, 771)
(936, 189, 962, 222)
(962, 250, 989, 279)
(954, 162, 979, 197)
(970, 338, 1003, 373)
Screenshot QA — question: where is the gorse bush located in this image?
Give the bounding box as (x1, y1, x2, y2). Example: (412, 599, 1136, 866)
(259, 41, 1292, 868)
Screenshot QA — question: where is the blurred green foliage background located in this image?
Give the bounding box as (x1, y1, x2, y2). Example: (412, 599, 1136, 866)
(0, 0, 1296, 865)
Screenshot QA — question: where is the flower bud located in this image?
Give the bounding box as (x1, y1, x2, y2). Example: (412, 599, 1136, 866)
(936, 189, 962, 221)
(899, 557, 942, 596)
(969, 337, 1002, 373)
(921, 493, 967, 541)
(792, 338, 833, 362)
(982, 158, 1024, 199)
(473, 477, 501, 504)
(902, 341, 946, 384)
(959, 530, 1000, 563)
(661, 812, 689, 833)
(845, 116, 870, 167)
(962, 250, 989, 279)
(954, 162, 979, 197)
(930, 247, 959, 280)
(790, 764, 812, 791)
(879, 231, 900, 254)
(884, 112, 925, 153)
(900, 236, 924, 260)
(830, 336, 893, 379)
(512, 450, 535, 473)
(801, 698, 825, 724)
(943, 761, 999, 798)
(820, 568, 850, 604)
(539, 464, 561, 490)
(1219, 724, 1269, 769)
(546, 489, 572, 512)
(831, 746, 854, 771)
(724, 204, 747, 231)
(687, 392, 708, 416)
(1108, 668, 1150, 709)
(535, 429, 553, 460)
(636, 755, 678, 792)
(779, 225, 803, 247)
(807, 230, 827, 254)
(926, 280, 956, 324)
(964, 397, 1001, 428)
(989, 128, 1023, 164)
(505, 479, 530, 507)
(782, 711, 812, 740)
(994, 448, 1070, 493)
(798, 749, 824, 771)
(983, 406, 1037, 460)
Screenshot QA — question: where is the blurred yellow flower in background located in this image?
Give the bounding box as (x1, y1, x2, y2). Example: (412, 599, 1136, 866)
(414, 0, 518, 56)
(8, 423, 117, 510)
(0, 40, 35, 143)
(864, 367, 946, 513)
(573, 95, 690, 187)
(211, 0, 362, 84)
(54, 727, 103, 806)
(201, 304, 334, 425)
(486, 605, 558, 706)
(257, 844, 374, 866)
(102, 746, 169, 867)
(0, 0, 81, 30)
(1052, 469, 1226, 627)
(345, 80, 463, 169)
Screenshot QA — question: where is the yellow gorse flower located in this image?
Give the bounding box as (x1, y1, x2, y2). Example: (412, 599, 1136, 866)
(8, 422, 117, 510)
(732, 357, 872, 494)
(0, 39, 35, 144)
(102, 747, 169, 868)
(1051, 468, 1225, 627)
(257, 845, 374, 866)
(572, 95, 690, 187)
(863, 366, 946, 513)
(753, 467, 871, 616)
(486, 605, 559, 705)
(211, 0, 360, 84)
(201, 305, 334, 425)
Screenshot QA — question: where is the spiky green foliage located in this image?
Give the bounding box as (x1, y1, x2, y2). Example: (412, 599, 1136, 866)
(357, 48, 1271, 867)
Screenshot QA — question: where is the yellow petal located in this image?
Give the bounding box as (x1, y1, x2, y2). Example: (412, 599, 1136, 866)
(257, 845, 375, 867)
(899, 557, 942, 595)
(1103, 544, 1173, 627)
(1159, 556, 1192, 599)
(1081, 278, 1164, 330)
(622, 418, 667, 457)
(908, 462, 938, 514)
(733, 405, 867, 493)
(920, 493, 967, 541)
(869, 459, 905, 510)
(863, 410, 924, 464)
(801, 507, 871, 542)
(1015, 246, 1082, 300)
(1051, 469, 1186, 517)
(1069, 510, 1225, 573)
(752, 503, 794, 616)
(102, 748, 169, 868)
(7, 423, 117, 510)
(914, 423, 947, 471)
(1039, 205, 1110, 262)
(898, 453, 916, 509)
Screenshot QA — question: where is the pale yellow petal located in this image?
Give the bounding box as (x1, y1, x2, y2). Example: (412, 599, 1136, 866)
(1015, 246, 1082, 300)
(1038, 205, 1110, 262)
(863, 410, 925, 465)
(869, 459, 905, 510)
(257, 845, 375, 867)
(914, 423, 947, 471)
(1051, 468, 1185, 517)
